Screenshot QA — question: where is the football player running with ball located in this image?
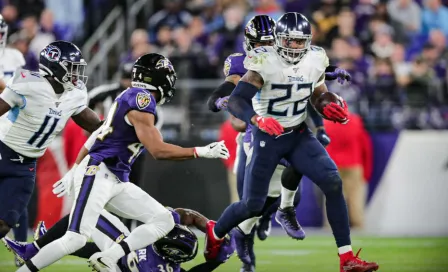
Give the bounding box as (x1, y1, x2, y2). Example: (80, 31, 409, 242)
(208, 14, 351, 272)
(15, 53, 230, 272)
(205, 13, 379, 272)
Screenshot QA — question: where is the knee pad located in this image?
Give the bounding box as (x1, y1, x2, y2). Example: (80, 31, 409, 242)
(61, 231, 88, 254)
(281, 166, 303, 191)
(320, 173, 343, 196)
(0, 220, 11, 238)
(153, 210, 175, 237)
(245, 198, 265, 217)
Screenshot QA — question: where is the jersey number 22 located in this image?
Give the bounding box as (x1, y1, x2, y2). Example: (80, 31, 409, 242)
(267, 83, 313, 116)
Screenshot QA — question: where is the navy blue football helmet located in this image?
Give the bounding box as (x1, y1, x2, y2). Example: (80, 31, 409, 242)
(274, 12, 312, 64)
(132, 53, 176, 105)
(244, 15, 276, 51)
(39, 40, 88, 90)
(152, 224, 198, 264)
(0, 15, 8, 52)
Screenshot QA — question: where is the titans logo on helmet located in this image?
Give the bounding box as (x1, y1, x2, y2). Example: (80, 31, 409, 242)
(155, 59, 174, 73)
(43, 45, 61, 62)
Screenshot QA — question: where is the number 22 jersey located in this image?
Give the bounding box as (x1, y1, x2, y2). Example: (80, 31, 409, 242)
(89, 87, 157, 182)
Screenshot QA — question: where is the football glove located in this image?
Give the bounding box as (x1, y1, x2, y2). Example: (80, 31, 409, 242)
(322, 96, 349, 124)
(194, 140, 230, 159)
(215, 96, 229, 111)
(256, 116, 284, 136)
(316, 127, 331, 147)
(52, 164, 77, 198)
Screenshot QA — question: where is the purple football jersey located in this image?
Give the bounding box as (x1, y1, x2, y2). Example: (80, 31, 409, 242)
(223, 52, 253, 143)
(136, 210, 181, 272)
(89, 87, 156, 182)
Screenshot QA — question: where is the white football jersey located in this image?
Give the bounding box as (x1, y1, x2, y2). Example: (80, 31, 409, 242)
(0, 69, 88, 158)
(0, 48, 26, 82)
(244, 46, 329, 128)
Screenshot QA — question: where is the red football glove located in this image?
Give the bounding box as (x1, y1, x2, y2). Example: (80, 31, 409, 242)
(256, 116, 284, 136)
(322, 99, 349, 124)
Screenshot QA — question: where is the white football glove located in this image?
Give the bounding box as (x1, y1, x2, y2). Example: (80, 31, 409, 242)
(52, 164, 77, 198)
(194, 140, 230, 159)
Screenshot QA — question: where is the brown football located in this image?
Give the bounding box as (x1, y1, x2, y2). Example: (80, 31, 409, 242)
(314, 92, 342, 119)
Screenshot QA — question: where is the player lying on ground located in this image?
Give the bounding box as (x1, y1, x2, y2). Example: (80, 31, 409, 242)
(15, 53, 230, 272)
(205, 12, 379, 272)
(0, 40, 103, 246)
(3, 208, 235, 272)
(207, 14, 351, 272)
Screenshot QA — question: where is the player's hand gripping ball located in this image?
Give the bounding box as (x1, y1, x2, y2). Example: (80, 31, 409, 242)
(314, 92, 349, 124)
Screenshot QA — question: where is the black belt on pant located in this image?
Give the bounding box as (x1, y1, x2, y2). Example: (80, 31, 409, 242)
(283, 122, 307, 132)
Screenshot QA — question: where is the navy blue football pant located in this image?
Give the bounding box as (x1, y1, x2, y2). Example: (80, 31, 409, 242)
(215, 124, 351, 247)
(0, 141, 36, 238)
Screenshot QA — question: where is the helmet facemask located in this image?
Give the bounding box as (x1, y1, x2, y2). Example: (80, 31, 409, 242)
(275, 32, 312, 64)
(60, 60, 88, 89)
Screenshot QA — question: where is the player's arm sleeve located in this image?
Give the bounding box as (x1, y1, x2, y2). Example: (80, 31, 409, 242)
(0, 81, 26, 109)
(73, 89, 88, 115)
(207, 55, 244, 112)
(307, 103, 323, 127)
(227, 76, 260, 124)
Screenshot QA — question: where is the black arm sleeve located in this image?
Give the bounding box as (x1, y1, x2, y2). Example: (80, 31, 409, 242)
(207, 81, 236, 112)
(186, 260, 223, 272)
(324, 65, 338, 80)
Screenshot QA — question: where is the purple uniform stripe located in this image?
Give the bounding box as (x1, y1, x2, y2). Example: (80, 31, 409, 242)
(69, 158, 99, 233)
(96, 215, 124, 241)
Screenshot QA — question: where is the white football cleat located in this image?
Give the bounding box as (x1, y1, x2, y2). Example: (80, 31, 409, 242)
(88, 252, 117, 272)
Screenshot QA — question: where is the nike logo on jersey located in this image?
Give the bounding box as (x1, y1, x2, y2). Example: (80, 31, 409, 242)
(29, 168, 34, 171)
(20, 72, 26, 78)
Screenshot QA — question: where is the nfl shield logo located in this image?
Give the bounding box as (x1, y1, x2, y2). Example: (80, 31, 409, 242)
(136, 92, 151, 110)
(260, 141, 265, 147)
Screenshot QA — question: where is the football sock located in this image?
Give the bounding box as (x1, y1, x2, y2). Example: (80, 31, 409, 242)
(280, 187, 296, 209)
(238, 216, 261, 235)
(35, 215, 69, 249)
(73, 242, 101, 259)
(338, 245, 353, 255)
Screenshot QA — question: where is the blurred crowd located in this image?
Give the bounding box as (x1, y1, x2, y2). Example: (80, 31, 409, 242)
(2, 0, 448, 131)
(129, 0, 448, 130)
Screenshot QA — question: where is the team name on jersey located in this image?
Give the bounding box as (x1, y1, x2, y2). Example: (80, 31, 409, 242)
(288, 75, 304, 82)
(48, 108, 62, 117)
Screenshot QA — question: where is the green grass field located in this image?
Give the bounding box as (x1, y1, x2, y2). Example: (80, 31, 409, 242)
(1, 235, 447, 272)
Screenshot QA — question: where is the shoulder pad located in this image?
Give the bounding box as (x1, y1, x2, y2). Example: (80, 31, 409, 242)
(5, 69, 43, 95)
(11, 48, 26, 67)
(223, 53, 246, 77)
(126, 88, 157, 115)
(244, 46, 278, 78)
(309, 46, 329, 70)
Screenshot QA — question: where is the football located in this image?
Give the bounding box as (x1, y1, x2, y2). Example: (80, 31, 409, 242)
(314, 92, 343, 118)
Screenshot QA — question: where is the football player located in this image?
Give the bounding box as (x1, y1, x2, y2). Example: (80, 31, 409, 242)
(4, 208, 235, 272)
(205, 13, 379, 272)
(0, 40, 104, 247)
(15, 53, 230, 272)
(207, 15, 350, 272)
(0, 14, 32, 267)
